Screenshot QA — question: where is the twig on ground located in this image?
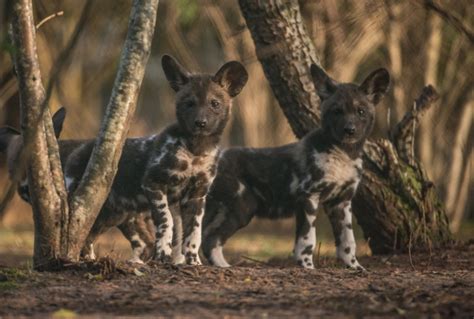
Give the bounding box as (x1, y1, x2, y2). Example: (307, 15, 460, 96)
(316, 242, 322, 266)
(241, 255, 268, 265)
(408, 233, 416, 271)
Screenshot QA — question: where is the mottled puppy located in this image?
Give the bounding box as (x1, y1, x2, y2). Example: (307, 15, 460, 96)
(0, 108, 156, 262)
(0, 108, 70, 202)
(202, 64, 389, 269)
(66, 55, 248, 265)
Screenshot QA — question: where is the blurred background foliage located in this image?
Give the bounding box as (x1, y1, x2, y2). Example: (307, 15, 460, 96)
(0, 0, 472, 262)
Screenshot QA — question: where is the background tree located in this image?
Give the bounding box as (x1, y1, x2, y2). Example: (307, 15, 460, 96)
(238, 0, 453, 253)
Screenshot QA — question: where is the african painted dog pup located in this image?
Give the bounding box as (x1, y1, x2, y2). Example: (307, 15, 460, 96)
(0, 108, 156, 262)
(202, 64, 390, 269)
(0, 108, 68, 202)
(65, 55, 248, 265)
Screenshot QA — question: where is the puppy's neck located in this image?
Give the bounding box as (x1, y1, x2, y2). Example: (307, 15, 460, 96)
(172, 123, 220, 156)
(311, 129, 365, 160)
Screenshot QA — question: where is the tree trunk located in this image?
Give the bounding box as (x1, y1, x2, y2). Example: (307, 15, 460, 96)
(10, 0, 68, 269)
(238, 0, 452, 254)
(10, 0, 159, 268)
(66, 0, 159, 260)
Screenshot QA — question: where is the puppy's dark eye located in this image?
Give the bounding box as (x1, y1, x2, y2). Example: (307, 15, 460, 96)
(358, 108, 365, 116)
(210, 99, 220, 109)
(334, 109, 343, 115)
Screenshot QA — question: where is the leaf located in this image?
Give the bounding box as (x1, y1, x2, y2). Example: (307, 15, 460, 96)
(133, 268, 145, 277)
(52, 308, 77, 318)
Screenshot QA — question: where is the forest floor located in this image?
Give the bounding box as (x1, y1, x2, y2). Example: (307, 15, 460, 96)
(0, 241, 473, 318)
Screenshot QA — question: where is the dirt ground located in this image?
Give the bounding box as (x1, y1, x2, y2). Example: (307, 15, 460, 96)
(0, 241, 473, 318)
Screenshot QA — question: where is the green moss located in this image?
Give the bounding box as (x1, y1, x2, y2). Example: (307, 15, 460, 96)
(0, 267, 29, 281)
(0, 281, 18, 291)
(0, 267, 31, 291)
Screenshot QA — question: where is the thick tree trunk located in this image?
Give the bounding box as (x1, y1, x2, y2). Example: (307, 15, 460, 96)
(10, 0, 159, 267)
(239, 0, 452, 254)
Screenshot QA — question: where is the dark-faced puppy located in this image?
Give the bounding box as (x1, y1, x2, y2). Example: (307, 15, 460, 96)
(0, 108, 156, 262)
(65, 55, 248, 265)
(0, 108, 69, 202)
(202, 65, 390, 269)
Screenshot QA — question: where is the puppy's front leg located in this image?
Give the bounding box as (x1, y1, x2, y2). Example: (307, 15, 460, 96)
(326, 201, 364, 270)
(181, 196, 206, 265)
(144, 186, 174, 263)
(170, 206, 185, 265)
(294, 196, 319, 269)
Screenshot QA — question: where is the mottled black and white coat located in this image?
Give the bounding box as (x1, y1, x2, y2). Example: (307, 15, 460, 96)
(0, 109, 152, 263)
(64, 55, 248, 265)
(0, 108, 68, 203)
(202, 64, 390, 269)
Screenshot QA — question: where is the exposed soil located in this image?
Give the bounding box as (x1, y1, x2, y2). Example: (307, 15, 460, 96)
(0, 242, 473, 318)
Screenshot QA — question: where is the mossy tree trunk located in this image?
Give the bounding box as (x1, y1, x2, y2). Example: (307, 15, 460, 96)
(10, 0, 159, 269)
(239, 0, 452, 254)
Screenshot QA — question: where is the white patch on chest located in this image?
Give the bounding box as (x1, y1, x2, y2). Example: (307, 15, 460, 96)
(314, 149, 362, 185)
(237, 181, 246, 196)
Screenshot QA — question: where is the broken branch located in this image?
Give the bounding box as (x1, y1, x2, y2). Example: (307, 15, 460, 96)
(391, 85, 439, 166)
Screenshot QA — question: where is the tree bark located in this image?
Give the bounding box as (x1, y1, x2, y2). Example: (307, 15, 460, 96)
(66, 0, 159, 260)
(239, 0, 452, 254)
(10, 0, 67, 268)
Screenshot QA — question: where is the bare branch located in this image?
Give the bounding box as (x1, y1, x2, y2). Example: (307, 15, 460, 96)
(390, 85, 439, 166)
(35, 11, 64, 29)
(424, 0, 474, 44)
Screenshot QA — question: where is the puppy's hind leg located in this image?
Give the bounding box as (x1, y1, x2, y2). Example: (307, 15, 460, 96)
(201, 210, 231, 268)
(118, 217, 147, 264)
(202, 203, 253, 268)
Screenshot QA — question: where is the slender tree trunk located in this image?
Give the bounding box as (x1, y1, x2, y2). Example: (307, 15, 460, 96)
(238, 0, 452, 254)
(10, 0, 159, 268)
(10, 0, 68, 269)
(386, 1, 405, 127)
(66, 0, 159, 260)
(419, 12, 441, 181)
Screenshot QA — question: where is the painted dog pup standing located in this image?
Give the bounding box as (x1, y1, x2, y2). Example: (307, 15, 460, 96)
(65, 55, 248, 265)
(0, 108, 156, 261)
(202, 64, 390, 269)
(0, 108, 70, 202)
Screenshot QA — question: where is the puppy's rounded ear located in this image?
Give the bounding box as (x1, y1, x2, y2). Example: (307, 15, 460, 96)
(213, 61, 248, 97)
(162, 54, 189, 92)
(310, 64, 337, 101)
(0, 126, 20, 153)
(359, 68, 390, 105)
(52, 107, 66, 139)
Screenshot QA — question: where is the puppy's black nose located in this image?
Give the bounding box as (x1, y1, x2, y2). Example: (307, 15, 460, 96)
(195, 120, 207, 128)
(344, 126, 355, 135)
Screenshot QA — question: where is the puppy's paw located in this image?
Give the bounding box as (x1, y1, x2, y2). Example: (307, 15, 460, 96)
(185, 252, 202, 265)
